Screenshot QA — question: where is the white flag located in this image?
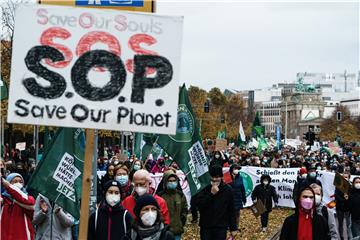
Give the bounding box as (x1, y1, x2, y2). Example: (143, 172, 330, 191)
(239, 121, 246, 142)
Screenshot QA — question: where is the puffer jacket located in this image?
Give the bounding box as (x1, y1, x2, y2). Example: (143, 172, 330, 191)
(229, 174, 246, 210)
(157, 171, 188, 235)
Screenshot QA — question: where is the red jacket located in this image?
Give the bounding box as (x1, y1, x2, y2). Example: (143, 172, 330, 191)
(122, 192, 170, 225)
(1, 185, 35, 240)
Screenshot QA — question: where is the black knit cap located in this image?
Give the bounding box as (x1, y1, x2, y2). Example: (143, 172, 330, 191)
(209, 164, 223, 177)
(103, 180, 121, 196)
(134, 194, 160, 219)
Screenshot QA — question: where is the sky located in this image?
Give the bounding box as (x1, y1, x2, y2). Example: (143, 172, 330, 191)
(156, 1, 359, 91)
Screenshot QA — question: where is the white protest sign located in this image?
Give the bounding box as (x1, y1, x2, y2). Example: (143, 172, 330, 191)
(7, 4, 183, 135)
(15, 142, 26, 151)
(53, 152, 81, 202)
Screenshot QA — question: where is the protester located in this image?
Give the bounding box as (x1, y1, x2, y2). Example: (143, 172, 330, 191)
(157, 170, 188, 239)
(1, 173, 35, 240)
(100, 163, 115, 189)
(335, 172, 351, 240)
(310, 183, 338, 239)
(251, 174, 278, 232)
(122, 169, 171, 225)
(88, 180, 133, 240)
(130, 194, 174, 240)
(33, 194, 75, 240)
(346, 176, 360, 238)
(114, 164, 134, 200)
(280, 187, 329, 240)
(129, 159, 144, 181)
(196, 164, 237, 240)
(229, 163, 247, 228)
(293, 167, 307, 204)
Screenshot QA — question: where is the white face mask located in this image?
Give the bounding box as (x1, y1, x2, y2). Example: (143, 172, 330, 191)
(315, 195, 322, 206)
(301, 174, 307, 179)
(355, 183, 360, 190)
(263, 181, 269, 185)
(233, 170, 239, 175)
(135, 186, 148, 196)
(13, 182, 23, 190)
(141, 210, 157, 226)
(106, 194, 120, 207)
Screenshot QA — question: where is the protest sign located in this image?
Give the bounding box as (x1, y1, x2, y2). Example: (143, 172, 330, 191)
(250, 199, 266, 218)
(215, 139, 227, 151)
(15, 142, 26, 151)
(7, 4, 183, 135)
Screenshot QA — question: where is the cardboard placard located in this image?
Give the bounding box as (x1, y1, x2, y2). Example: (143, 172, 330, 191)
(333, 172, 350, 194)
(7, 5, 183, 135)
(215, 139, 227, 151)
(250, 199, 266, 218)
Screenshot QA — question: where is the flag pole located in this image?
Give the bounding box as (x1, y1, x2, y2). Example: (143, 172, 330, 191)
(78, 129, 95, 240)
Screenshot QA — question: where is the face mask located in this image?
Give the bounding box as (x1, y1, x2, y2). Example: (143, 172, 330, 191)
(355, 183, 360, 190)
(301, 174, 307, 179)
(141, 210, 157, 226)
(300, 198, 314, 210)
(211, 181, 220, 187)
(315, 195, 322, 206)
(114, 161, 119, 165)
(316, 167, 321, 171)
(116, 175, 128, 186)
(135, 186, 148, 196)
(233, 170, 239, 175)
(167, 182, 177, 190)
(134, 165, 141, 171)
(13, 182, 23, 190)
(215, 154, 220, 159)
(263, 181, 269, 185)
(263, 160, 268, 163)
(106, 193, 121, 207)
(309, 172, 316, 178)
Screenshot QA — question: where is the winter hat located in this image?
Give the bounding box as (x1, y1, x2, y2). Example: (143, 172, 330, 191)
(299, 168, 307, 175)
(103, 180, 121, 196)
(134, 194, 160, 219)
(209, 165, 223, 177)
(6, 173, 23, 183)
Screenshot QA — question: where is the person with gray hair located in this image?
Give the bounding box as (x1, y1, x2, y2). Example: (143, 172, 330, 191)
(122, 169, 171, 225)
(310, 183, 339, 240)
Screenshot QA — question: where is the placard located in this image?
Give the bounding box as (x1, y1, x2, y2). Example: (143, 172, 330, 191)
(7, 5, 183, 135)
(15, 142, 26, 151)
(215, 139, 227, 151)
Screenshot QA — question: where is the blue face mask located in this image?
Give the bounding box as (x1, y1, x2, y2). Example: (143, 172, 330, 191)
(309, 172, 317, 179)
(116, 175, 128, 186)
(167, 182, 177, 190)
(133, 165, 141, 171)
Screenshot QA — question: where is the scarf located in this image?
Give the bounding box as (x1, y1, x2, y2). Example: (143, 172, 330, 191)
(297, 207, 313, 240)
(137, 222, 163, 240)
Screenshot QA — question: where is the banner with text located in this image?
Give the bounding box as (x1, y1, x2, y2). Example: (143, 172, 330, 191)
(8, 5, 183, 135)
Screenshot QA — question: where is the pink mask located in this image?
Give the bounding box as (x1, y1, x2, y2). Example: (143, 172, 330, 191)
(300, 198, 313, 210)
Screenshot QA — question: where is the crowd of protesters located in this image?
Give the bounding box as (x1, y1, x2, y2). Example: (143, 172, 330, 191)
(1, 140, 360, 239)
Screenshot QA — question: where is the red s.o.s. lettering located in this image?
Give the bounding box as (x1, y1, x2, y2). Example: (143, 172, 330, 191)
(40, 27, 72, 68)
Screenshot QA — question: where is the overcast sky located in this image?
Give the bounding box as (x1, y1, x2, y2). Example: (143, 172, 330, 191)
(156, 1, 359, 91)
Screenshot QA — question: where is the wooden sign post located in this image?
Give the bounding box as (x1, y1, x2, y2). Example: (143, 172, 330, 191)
(78, 129, 95, 240)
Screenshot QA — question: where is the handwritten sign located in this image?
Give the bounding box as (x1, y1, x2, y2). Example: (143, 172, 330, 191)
(7, 5, 183, 135)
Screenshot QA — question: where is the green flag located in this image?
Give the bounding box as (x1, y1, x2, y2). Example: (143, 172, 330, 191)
(252, 112, 264, 137)
(43, 127, 52, 152)
(134, 133, 143, 159)
(257, 137, 268, 156)
(28, 128, 85, 219)
(0, 81, 8, 100)
(157, 84, 210, 196)
(134, 133, 158, 161)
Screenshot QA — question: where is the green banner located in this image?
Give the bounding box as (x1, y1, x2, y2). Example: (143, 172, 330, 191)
(28, 128, 85, 219)
(157, 84, 210, 196)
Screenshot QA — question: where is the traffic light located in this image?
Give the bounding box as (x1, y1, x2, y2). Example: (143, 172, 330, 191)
(204, 100, 210, 113)
(336, 111, 342, 121)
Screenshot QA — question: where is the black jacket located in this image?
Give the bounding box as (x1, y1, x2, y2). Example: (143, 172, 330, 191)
(280, 212, 329, 240)
(348, 187, 360, 221)
(196, 182, 237, 231)
(251, 175, 278, 212)
(229, 174, 246, 210)
(335, 188, 349, 212)
(88, 201, 133, 240)
(299, 176, 322, 189)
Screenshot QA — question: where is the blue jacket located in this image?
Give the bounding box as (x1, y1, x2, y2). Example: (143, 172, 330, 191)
(229, 175, 247, 210)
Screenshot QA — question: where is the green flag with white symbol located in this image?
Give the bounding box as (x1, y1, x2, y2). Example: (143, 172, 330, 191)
(157, 84, 210, 196)
(28, 128, 85, 219)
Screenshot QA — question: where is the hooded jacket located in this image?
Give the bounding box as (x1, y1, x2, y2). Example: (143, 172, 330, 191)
(157, 171, 188, 235)
(33, 195, 74, 240)
(280, 187, 329, 240)
(251, 174, 278, 212)
(229, 167, 246, 210)
(1, 174, 35, 240)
